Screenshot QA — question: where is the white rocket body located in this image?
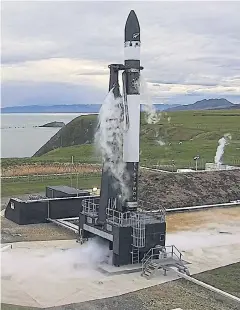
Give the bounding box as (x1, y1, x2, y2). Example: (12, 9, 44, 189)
(123, 41, 141, 163)
(122, 10, 141, 210)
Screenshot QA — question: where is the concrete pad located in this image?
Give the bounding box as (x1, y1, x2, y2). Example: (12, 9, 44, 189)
(1, 278, 42, 307)
(1, 210, 240, 308)
(56, 269, 179, 307)
(99, 262, 142, 275)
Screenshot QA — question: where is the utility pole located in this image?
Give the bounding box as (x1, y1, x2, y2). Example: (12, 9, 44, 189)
(194, 155, 200, 171)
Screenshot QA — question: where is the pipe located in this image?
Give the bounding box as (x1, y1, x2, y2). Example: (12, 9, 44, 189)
(142, 202, 239, 214)
(1, 244, 13, 252)
(47, 218, 78, 233)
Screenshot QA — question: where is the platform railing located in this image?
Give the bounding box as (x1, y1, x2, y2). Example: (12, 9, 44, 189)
(138, 200, 166, 222)
(141, 245, 183, 274)
(82, 198, 99, 217)
(106, 208, 132, 226)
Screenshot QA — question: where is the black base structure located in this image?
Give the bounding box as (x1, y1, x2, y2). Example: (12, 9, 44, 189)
(79, 198, 166, 266)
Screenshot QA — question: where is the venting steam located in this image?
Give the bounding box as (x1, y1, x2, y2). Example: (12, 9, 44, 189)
(95, 90, 130, 201)
(214, 133, 232, 165)
(1, 238, 111, 281)
(140, 75, 161, 124)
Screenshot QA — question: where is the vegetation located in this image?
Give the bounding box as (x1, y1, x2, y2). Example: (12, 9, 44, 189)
(31, 109, 240, 168)
(194, 263, 240, 297)
(1, 110, 240, 197)
(33, 114, 98, 156)
(1, 173, 101, 197)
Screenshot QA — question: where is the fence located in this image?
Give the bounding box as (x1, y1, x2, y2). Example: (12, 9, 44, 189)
(1, 172, 102, 190)
(144, 158, 240, 172)
(2, 157, 240, 179)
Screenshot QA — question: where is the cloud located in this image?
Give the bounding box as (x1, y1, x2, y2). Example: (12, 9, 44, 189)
(1, 1, 240, 107)
(2, 58, 109, 87)
(2, 81, 106, 107)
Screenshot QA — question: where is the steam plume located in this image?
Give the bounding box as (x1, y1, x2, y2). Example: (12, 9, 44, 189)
(94, 90, 130, 201)
(1, 238, 111, 281)
(157, 139, 166, 146)
(140, 74, 161, 124)
(214, 133, 232, 165)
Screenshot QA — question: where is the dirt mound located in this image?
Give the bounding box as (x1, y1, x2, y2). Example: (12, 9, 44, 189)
(138, 170, 240, 210)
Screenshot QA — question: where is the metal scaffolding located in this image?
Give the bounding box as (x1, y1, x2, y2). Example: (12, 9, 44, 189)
(106, 208, 132, 226)
(82, 198, 99, 217)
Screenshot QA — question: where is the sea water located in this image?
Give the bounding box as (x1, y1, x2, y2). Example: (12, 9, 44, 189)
(1, 113, 82, 158)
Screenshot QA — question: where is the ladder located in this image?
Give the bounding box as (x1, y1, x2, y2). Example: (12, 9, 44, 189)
(131, 247, 140, 264)
(131, 213, 145, 248)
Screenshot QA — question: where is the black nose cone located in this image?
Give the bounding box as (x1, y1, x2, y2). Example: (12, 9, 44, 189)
(125, 10, 140, 42)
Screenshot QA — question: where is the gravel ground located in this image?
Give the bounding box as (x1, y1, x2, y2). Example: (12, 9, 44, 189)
(1, 192, 76, 243)
(1, 216, 75, 243)
(1, 263, 239, 310)
(139, 170, 240, 210)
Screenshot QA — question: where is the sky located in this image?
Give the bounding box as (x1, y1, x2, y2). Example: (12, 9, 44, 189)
(1, 1, 240, 107)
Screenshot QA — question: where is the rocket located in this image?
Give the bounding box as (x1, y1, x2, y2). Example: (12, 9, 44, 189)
(123, 10, 141, 211)
(98, 10, 142, 223)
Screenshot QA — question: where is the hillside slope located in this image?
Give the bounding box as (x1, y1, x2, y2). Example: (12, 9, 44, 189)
(34, 114, 98, 156)
(138, 170, 240, 209)
(34, 110, 240, 168)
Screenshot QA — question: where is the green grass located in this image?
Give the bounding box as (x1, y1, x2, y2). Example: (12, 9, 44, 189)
(1, 174, 101, 197)
(41, 109, 240, 167)
(1, 110, 240, 169)
(40, 144, 98, 163)
(194, 262, 240, 297)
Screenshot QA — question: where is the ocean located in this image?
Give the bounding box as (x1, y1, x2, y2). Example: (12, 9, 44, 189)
(1, 113, 84, 158)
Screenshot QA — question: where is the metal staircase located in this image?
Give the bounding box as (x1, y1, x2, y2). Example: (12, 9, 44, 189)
(142, 261, 160, 279)
(141, 245, 190, 279)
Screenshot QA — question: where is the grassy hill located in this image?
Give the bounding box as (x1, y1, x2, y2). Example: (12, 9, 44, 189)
(32, 110, 240, 169)
(33, 114, 98, 157)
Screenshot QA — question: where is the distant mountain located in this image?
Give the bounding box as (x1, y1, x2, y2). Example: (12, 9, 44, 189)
(2, 99, 238, 114)
(1, 104, 101, 114)
(210, 104, 240, 110)
(1, 103, 176, 114)
(164, 98, 238, 112)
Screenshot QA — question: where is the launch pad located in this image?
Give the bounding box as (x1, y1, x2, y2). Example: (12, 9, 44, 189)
(78, 10, 183, 271)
